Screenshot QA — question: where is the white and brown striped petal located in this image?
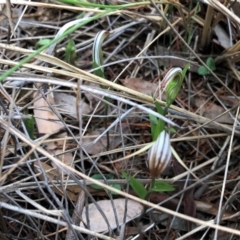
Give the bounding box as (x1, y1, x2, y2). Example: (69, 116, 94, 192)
(147, 130, 172, 178)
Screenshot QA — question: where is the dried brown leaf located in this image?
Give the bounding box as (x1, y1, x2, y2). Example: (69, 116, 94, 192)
(214, 24, 232, 49)
(151, 211, 196, 231)
(45, 132, 75, 173)
(33, 93, 64, 134)
(34, 161, 80, 201)
(83, 127, 128, 155)
(157, 46, 200, 72)
(193, 97, 234, 124)
(46, 132, 68, 150)
(50, 150, 74, 170)
(80, 198, 143, 232)
(54, 92, 91, 119)
(84, 82, 103, 108)
(120, 78, 159, 97)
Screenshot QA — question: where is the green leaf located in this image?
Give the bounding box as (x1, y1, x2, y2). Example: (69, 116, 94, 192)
(198, 66, 208, 75)
(165, 126, 176, 133)
(93, 61, 105, 79)
(154, 120, 163, 141)
(206, 57, 216, 71)
(91, 174, 105, 190)
(154, 100, 164, 115)
(90, 173, 113, 190)
(0, 10, 115, 83)
(110, 183, 121, 195)
(90, 174, 121, 194)
(122, 171, 147, 199)
(23, 115, 35, 140)
(149, 114, 157, 139)
(198, 58, 216, 75)
(76, 12, 85, 19)
(181, 63, 190, 79)
(35, 39, 51, 49)
(149, 113, 158, 125)
(150, 181, 175, 192)
(149, 114, 164, 141)
(150, 100, 165, 141)
(65, 39, 76, 65)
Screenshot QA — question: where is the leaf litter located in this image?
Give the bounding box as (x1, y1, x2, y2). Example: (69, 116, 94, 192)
(80, 198, 143, 232)
(1, 1, 240, 239)
(82, 127, 129, 155)
(54, 92, 92, 118)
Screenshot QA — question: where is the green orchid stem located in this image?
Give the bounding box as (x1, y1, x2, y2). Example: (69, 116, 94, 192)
(163, 101, 172, 116)
(150, 177, 156, 191)
(135, 178, 156, 236)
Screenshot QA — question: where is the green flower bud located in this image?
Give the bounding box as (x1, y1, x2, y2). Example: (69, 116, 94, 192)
(147, 130, 172, 178)
(162, 68, 182, 106)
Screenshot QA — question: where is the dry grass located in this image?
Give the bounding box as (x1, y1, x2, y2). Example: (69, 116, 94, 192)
(0, 0, 240, 239)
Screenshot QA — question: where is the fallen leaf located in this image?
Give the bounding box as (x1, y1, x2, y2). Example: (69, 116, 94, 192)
(84, 82, 103, 109)
(51, 150, 74, 169)
(156, 46, 200, 72)
(34, 161, 80, 201)
(83, 127, 128, 155)
(54, 92, 91, 119)
(80, 198, 143, 232)
(34, 161, 107, 201)
(120, 78, 161, 97)
(151, 211, 196, 231)
(149, 192, 237, 222)
(33, 93, 64, 134)
(193, 97, 234, 124)
(214, 24, 232, 49)
(45, 132, 75, 172)
(124, 224, 150, 236)
(46, 132, 68, 151)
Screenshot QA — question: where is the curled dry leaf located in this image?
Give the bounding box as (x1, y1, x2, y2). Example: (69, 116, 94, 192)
(80, 198, 143, 232)
(54, 92, 91, 119)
